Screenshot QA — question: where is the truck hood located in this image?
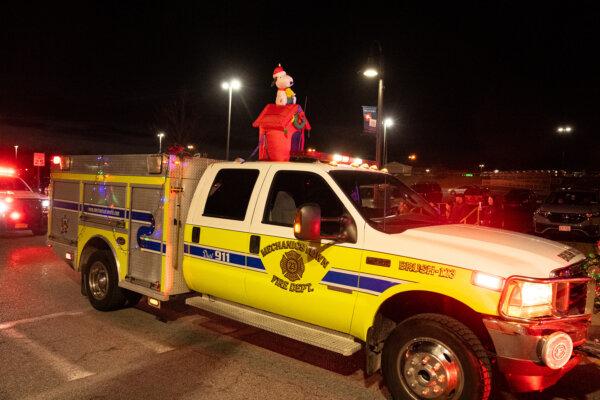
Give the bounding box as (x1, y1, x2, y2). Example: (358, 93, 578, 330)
(380, 224, 584, 278)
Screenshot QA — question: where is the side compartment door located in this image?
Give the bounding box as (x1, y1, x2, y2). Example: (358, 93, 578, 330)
(128, 185, 165, 289)
(183, 166, 267, 305)
(246, 168, 364, 333)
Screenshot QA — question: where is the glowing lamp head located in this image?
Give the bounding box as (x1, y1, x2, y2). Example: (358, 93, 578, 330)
(363, 68, 378, 78)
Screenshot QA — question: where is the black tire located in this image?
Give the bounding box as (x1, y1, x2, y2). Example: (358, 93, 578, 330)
(30, 218, 47, 236)
(382, 313, 492, 400)
(83, 250, 127, 311)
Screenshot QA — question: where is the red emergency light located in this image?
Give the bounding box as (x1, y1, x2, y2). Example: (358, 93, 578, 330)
(0, 167, 16, 176)
(290, 150, 376, 168)
(52, 156, 62, 165)
(9, 211, 21, 221)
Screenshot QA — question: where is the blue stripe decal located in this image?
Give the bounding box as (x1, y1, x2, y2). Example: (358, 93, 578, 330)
(131, 210, 154, 223)
(139, 238, 162, 252)
(83, 204, 126, 219)
(53, 200, 79, 211)
(359, 275, 399, 293)
(246, 256, 265, 271)
(185, 243, 266, 272)
(321, 270, 360, 288)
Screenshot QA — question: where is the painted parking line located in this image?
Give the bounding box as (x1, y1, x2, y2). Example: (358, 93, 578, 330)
(2, 328, 95, 381)
(0, 310, 88, 331)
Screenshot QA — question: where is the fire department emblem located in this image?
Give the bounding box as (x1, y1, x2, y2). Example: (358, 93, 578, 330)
(280, 250, 305, 282)
(60, 215, 69, 234)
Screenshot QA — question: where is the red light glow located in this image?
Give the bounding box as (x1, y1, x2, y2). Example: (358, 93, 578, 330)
(9, 211, 21, 221)
(0, 167, 16, 176)
(52, 156, 62, 165)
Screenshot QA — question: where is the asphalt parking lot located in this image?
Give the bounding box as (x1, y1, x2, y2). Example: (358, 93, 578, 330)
(1, 233, 599, 400)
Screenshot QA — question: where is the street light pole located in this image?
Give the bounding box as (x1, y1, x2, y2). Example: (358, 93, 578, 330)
(556, 125, 573, 169)
(226, 85, 232, 161)
(222, 79, 241, 161)
(363, 41, 384, 168)
(157, 132, 165, 153)
(383, 118, 394, 166)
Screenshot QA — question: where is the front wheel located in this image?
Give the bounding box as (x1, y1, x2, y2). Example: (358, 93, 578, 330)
(382, 313, 492, 400)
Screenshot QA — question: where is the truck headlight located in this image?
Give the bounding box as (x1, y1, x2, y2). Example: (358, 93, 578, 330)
(503, 280, 553, 318)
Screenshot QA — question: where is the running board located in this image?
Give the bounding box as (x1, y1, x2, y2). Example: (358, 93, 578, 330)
(119, 280, 169, 301)
(186, 295, 362, 356)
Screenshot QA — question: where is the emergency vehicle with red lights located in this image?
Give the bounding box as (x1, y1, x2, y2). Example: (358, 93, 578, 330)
(0, 166, 48, 235)
(48, 151, 593, 400)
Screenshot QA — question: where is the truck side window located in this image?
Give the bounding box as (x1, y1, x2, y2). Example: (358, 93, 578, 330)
(263, 171, 346, 235)
(203, 169, 260, 221)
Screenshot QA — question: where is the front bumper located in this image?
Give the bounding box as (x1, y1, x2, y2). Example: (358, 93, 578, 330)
(484, 316, 590, 392)
(534, 217, 600, 238)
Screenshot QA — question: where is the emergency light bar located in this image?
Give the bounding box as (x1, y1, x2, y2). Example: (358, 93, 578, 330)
(290, 150, 377, 169)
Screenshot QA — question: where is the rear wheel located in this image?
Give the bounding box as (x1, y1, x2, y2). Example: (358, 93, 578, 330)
(83, 250, 127, 311)
(382, 313, 492, 400)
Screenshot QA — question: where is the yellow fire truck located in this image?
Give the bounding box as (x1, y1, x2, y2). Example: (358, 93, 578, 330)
(48, 153, 593, 400)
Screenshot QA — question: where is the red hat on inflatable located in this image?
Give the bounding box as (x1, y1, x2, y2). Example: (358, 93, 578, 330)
(272, 64, 285, 77)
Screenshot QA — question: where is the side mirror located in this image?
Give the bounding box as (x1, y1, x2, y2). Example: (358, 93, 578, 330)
(294, 204, 321, 241)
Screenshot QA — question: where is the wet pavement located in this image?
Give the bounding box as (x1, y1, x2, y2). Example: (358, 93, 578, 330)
(1, 233, 599, 400)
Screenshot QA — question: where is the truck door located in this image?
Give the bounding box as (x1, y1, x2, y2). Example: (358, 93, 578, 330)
(183, 166, 266, 305)
(246, 168, 364, 334)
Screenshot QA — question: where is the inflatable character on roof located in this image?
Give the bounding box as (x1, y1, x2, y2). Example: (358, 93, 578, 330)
(272, 64, 296, 106)
(253, 64, 311, 161)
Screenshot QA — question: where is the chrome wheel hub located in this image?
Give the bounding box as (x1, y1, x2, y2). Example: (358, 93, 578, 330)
(89, 261, 109, 300)
(399, 338, 463, 399)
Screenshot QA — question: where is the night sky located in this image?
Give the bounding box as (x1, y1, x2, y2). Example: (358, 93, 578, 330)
(1, 2, 599, 170)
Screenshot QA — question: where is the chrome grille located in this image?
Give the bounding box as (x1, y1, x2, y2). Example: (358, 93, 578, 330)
(547, 212, 586, 224)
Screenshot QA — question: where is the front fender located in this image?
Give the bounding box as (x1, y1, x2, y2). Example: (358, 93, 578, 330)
(350, 277, 501, 341)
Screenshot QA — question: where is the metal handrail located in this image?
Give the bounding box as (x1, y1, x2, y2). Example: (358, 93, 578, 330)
(459, 202, 481, 225)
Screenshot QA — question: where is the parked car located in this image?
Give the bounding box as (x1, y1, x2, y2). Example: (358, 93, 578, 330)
(447, 184, 478, 197)
(410, 181, 443, 203)
(503, 188, 539, 212)
(0, 167, 49, 235)
(534, 188, 600, 239)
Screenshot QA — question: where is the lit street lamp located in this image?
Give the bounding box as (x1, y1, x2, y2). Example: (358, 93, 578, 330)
(187, 144, 195, 151)
(383, 118, 394, 166)
(157, 132, 165, 153)
(478, 163, 485, 173)
(222, 79, 242, 161)
(556, 125, 574, 168)
(363, 41, 384, 167)
(408, 153, 417, 162)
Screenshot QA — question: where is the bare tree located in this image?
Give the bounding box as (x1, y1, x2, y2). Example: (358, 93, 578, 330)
(152, 90, 201, 147)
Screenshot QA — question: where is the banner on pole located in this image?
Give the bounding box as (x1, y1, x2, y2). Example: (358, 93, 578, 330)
(362, 106, 377, 136)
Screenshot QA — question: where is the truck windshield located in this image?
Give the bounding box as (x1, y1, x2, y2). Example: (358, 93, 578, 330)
(330, 170, 443, 234)
(0, 177, 31, 192)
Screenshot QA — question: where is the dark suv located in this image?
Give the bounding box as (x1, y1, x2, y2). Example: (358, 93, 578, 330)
(411, 182, 443, 204)
(533, 189, 600, 239)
